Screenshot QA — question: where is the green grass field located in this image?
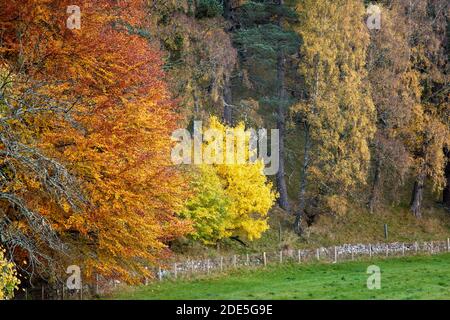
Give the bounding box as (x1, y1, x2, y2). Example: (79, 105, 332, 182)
(112, 253, 450, 300)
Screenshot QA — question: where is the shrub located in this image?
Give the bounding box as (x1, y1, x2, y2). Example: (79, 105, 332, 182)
(0, 247, 20, 300)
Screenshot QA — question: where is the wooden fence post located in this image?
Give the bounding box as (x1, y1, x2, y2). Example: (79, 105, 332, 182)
(220, 256, 223, 271)
(263, 252, 267, 266)
(158, 266, 162, 281)
(246, 254, 250, 266)
(351, 247, 354, 261)
(174, 263, 177, 278)
(207, 259, 210, 274)
(415, 242, 418, 254)
(41, 285, 44, 300)
(298, 250, 301, 263)
(447, 238, 450, 252)
(385, 245, 389, 257)
(279, 251, 283, 263)
(402, 243, 405, 256)
(316, 248, 320, 261)
(233, 255, 237, 268)
(369, 244, 372, 258)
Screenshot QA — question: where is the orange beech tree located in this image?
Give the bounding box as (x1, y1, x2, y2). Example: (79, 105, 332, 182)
(0, 0, 190, 282)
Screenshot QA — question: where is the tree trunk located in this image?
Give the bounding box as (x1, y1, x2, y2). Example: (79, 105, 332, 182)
(222, 75, 233, 125)
(222, 0, 236, 124)
(294, 122, 311, 234)
(275, 50, 290, 212)
(223, 0, 233, 20)
(410, 173, 425, 218)
(444, 148, 450, 207)
(295, 53, 319, 234)
(368, 157, 382, 214)
(222, 0, 239, 31)
(193, 92, 199, 114)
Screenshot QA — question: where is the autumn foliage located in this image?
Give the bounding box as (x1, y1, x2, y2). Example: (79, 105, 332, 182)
(0, 246, 20, 300)
(0, 0, 190, 282)
(0, 0, 448, 298)
(181, 117, 277, 243)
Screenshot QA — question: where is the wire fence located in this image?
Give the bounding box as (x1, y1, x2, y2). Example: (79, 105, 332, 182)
(15, 238, 450, 300)
(154, 239, 450, 281)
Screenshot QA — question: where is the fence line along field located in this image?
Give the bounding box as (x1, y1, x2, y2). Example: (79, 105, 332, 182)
(112, 253, 450, 300)
(155, 239, 450, 281)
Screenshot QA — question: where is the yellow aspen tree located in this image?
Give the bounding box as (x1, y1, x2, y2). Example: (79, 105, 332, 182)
(181, 117, 277, 243)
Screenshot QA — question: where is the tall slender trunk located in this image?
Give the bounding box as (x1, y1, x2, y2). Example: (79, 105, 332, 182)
(444, 148, 450, 207)
(193, 92, 199, 114)
(222, 0, 236, 125)
(368, 157, 382, 214)
(294, 122, 311, 234)
(223, 0, 232, 20)
(410, 172, 425, 218)
(222, 75, 233, 125)
(275, 50, 290, 212)
(294, 53, 319, 234)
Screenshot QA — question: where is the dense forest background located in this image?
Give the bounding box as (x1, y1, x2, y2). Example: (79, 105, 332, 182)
(0, 0, 448, 297)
